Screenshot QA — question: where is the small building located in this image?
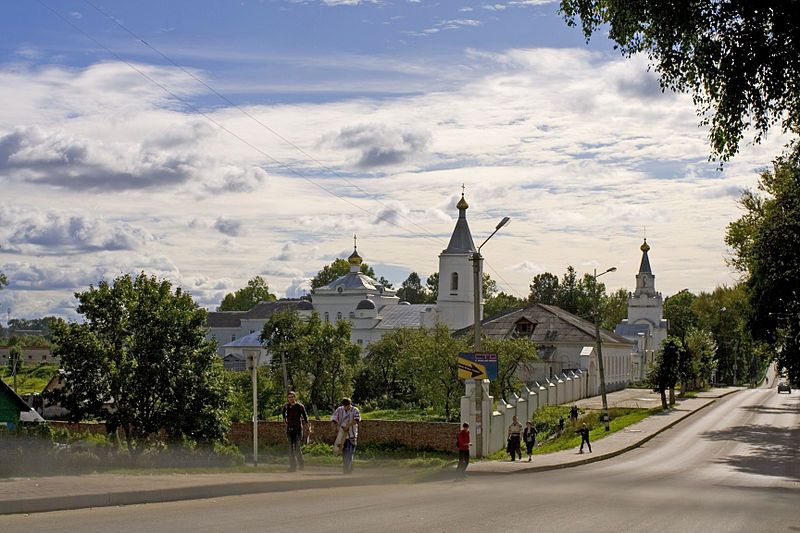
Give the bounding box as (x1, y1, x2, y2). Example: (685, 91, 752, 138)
(205, 300, 308, 356)
(456, 303, 635, 395)
(0, 379, 34, 429)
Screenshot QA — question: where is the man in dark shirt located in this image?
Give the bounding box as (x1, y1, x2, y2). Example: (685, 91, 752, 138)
(283, 391, 309, 471)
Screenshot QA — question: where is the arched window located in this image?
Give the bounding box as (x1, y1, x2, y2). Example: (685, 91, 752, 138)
(337, 312, 343, 321)
(450, 272, 459, 291)
(324, 312, 329, 322)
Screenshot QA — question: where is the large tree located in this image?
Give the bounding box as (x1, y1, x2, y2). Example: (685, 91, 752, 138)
(425, 272, 439, 301)
(261, 310, 360, 414)
(355, 328, 421, 407)
(727, 146, 800, 384)
(482, 337, 538, 402)
(396, 272, 429, 304)
(217, 275, 276, 311)
(560, 1, 800, 162)
(50, 273, 230, 454)
(664, 290, 698, 342)
(529, 272, 560, 306)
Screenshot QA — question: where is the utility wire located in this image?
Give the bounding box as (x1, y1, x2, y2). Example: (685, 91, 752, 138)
(40, 0, 525, 298)
(82, 0, 447, 248)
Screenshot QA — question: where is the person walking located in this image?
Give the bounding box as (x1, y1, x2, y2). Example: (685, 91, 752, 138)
(456, 422, 471, 479)
(570, 405, 579, 423)
(522, 420, 536, 463)
(331, 398, 361, 474)
(507, 415, 523, 461)
(523, 421, 537, 462)
(577, 422, 592, 454)
(282, 391, 309, 472)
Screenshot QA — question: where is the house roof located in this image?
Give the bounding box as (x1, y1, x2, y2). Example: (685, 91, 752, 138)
(0, 379, 31, 412)
(453, 303, 634, 346)
(318, 272, 386, 293)
(442, 201, 475, 255)
(614, 323, 650, 339)
(223, 331, 263, 348)
(207, 300, 300, 328)
(374, 304, 429, 329)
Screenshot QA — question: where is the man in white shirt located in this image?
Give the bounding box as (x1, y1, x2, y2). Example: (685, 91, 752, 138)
(331, 397, 361, 474)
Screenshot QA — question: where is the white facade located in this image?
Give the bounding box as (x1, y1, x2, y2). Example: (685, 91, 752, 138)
(614, 239, 669, 383)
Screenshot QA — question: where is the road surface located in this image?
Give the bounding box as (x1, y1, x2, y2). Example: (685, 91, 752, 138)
(1, 386, 797, 533)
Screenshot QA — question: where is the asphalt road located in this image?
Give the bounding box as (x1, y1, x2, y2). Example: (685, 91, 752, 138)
(1, 387, 797, 533)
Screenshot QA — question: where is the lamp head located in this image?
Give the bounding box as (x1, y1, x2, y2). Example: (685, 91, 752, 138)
(496, 216, 510, 230)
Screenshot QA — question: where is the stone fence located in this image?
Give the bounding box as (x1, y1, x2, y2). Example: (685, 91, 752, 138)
(50, 419, 460, 453)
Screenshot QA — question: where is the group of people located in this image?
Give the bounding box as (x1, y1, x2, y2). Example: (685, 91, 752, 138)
(282, 392, 361, 474)
(282, 393, 592, 476)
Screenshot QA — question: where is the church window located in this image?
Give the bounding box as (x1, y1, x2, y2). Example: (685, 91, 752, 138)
(231, 335, 236, 342)
(324, 312, 329, 322)
(349, 312, 355, 319)
(450, 272, 459, 291)
(337, 312, 343, 321)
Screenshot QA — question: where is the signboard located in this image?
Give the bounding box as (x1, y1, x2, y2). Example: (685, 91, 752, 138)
(457, 352, 497, 380)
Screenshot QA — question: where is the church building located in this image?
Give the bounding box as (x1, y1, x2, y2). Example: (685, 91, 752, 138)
(614, 239, 669, 383)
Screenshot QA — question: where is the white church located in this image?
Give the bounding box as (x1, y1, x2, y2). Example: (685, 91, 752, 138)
(207, 192, 484, 367)
(614, 239, 669, 383)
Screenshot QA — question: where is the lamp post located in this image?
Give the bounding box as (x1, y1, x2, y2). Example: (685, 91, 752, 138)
(593, 266, 616, 432)
(471, 216, 510, 457)
(245, 349, 261, 467)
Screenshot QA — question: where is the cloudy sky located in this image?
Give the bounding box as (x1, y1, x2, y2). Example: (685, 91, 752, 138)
(0, 0, 788, 321)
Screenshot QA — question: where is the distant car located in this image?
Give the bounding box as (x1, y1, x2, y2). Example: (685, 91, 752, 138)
(777, 382, 791, 394)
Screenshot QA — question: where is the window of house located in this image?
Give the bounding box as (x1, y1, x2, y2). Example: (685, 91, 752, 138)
(450, 272, 459, 291)
(357, 339, 363, 345)
(337, 312, 343, 321)
(324, 312, 329, 322)
(250, 330, 255, 334)
(231, 335, 236, 342)
(349, 312, 355, 319)
(512, 318, 535, 338)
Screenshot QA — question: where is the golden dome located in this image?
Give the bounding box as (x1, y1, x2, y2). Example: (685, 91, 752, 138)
(456, 194, 469, 210)
(640, 239, 650, 253)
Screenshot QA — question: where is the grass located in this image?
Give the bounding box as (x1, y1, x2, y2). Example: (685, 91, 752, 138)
(486, 407, 660, 459)
(0, 363, 58, 395)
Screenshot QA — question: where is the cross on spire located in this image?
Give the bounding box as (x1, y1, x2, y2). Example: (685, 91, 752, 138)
(461, 183, 466, 196)
(353, 234, 357, 250)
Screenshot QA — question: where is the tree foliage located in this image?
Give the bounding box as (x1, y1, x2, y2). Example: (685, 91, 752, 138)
(560, 1, 800, 162)
(354, 329, 421, 408)
(648, 337, 682, 409)
(397, 272, 432, 304)
(482, 337, 538, 401)
(50, 273, 230, 453)
(426, 272, 439, 301)
(261, 310, 360, 414)
(484, 291, 526, 319)
(217, 276, 277, 311)
(664, 290, 698, 342)
(726, 146, 800, 384)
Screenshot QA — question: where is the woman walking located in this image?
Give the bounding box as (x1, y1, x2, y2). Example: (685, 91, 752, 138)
(523, 421, 537, 462)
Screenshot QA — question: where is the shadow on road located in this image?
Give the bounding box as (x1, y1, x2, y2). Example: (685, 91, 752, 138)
(700, 423, 800, 482)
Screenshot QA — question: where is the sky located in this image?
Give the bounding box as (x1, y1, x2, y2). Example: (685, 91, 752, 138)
(0, 0, 790, 321)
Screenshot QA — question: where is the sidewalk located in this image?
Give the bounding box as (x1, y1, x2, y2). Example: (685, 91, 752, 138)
(0, 387, 742, 515)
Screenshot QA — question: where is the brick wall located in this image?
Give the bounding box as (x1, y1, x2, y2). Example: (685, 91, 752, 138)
(51, 419, 460, 453)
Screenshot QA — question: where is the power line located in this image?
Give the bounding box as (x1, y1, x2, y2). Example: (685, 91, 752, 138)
(81, 0, 447, 248)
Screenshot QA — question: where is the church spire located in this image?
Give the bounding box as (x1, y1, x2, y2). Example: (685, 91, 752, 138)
(348, 234, 363, 272)
(638, 238, 652, 274)
(443, 188, 475, 254)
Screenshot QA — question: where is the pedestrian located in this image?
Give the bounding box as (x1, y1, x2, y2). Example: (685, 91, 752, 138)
(523, 421, 537, 462)
(331, 397, 361, 474)
(576, 422, 592, 454)
(570, 405, 579, 423)
(558, 416, 565, 433)
(507, 415, 523, 461)
(456, 422, 471, 479)
(282, 391, 309, 472)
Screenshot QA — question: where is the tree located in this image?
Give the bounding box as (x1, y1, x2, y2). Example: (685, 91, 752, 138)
(560, 1, 800, 162)
(727, 146, 800, 385)
(397, 272, 428, 304)
(601, 288, 629, 331)
(683, 327, 718, 391)
(217, 276, 276, 311)
(529, 272, 559, 305)
(484, 292, 526, 319)
(50, 273, 230, 454)
(648, 337, 682, 410)
(310, 259, 391, 292)
(261, 310, 359, 415)
(0, 271, 7, 290)
(7, 344, 22, 392)
(414, 324, 469, 421)
(482, 337, 538, 401)
(664, 290, 698, 342)
(557, 266, 581, 314)
(426, 273, 439, 302)
(355, 328, 421, 407)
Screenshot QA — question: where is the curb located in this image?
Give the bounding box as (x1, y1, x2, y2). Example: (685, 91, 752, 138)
(469, 391, 740, 476)
(0, 473, 400, 516)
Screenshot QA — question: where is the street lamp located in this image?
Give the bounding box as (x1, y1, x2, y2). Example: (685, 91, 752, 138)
(471, 216, 510, 457)
(593, 266, 616, 432)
